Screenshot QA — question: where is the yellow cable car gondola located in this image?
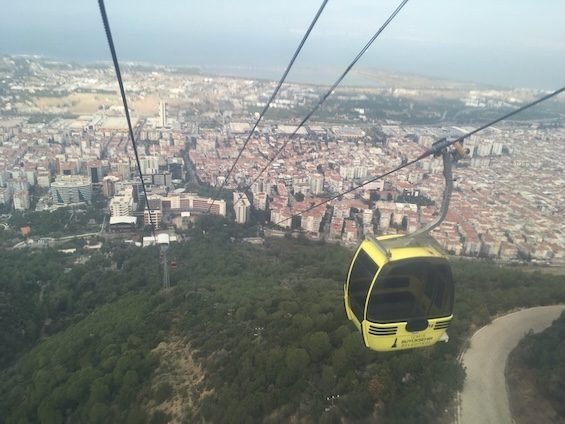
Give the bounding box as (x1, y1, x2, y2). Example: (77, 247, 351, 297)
(344, 235, 454, 351)
(344, 144, 463, 352)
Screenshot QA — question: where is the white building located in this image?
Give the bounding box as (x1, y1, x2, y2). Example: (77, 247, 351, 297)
(355, 165, 368, 179)
(140, 156, 160, 175)
(271, 208, 291, 229)
(0, 187, 11, 205)
(302, 214, 322, 234)
(362, 209, 374, 226)
(253, 192, 268, 210)
(102, 175, 120, 197)
(339, 166, 355, 180)
(309, 174, 324, 195)
(13, 190, 30, 210)
(492, 142, 504, 156)
(109, 216, 137, 232)
(25, 169, 36, 186)
(159, 101, 167, 128)
(110, 186, 135, 217)
(251, 181, 264, 195)
(153, 193, 227, 216)
(112, 160, 132, 180)
(233, 192, 251, 224)
(37, 168, 51, 188)
(51, 175, 92, 204)
(477, 141, 493, 157)
(144, 209, 162, 229)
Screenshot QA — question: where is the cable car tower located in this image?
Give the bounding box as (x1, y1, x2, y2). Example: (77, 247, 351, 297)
(157, 233, 171, 289)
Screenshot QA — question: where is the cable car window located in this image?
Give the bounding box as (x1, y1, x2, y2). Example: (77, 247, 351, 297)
(379, 276, 410, 289)
(366, 259, 453, 323)
(348, 249, 378, 321)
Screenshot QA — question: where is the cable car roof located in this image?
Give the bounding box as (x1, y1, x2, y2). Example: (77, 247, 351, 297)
(360, 237, 445, 268)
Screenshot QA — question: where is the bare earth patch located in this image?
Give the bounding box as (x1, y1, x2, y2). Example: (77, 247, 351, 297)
(34, 93, 117, 114)
(33, 92, 175, 116)
(146, 337, 211, 423)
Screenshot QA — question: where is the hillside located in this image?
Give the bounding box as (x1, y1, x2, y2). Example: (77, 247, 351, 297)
(1, 216, 565, 423)
(507, 312, 565, 424)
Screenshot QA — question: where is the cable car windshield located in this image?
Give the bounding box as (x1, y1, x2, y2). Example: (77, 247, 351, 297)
(366, 259, 453, 323)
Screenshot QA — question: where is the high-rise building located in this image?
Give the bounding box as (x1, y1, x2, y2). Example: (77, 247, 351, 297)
(302, 212, 322, 234)
(153, 172, 172, 187)
(24, 167, 36, 186)
(477, 142, 493, 157)
(270, 208, 291, 229)
(329, 216, 344, 239)
(144, 209, 162, 229)
(8, 176, 28, 192)
(13, 190, 30, 210)
(147, 194, 162, 211)
(362, 209, 374, 226)
(159, 101, 167, 128)
(253, 192, 268, 210)
(102, 175, 120, 197)
(141, 155, 160, 175)
(88, 161, 103, 184)
(419, 135, 434, 148)
(492, 142, 504, 156)
(309, 174, 325, 195)
(233, 192, 251, 224)
(0, 187, 11, 205)
(51, 175, 92, 204)
(37, 168, 51, 188)
(112, 160, 131, 180)
(167, 158, 184, 180)
(251, 181, 264, 195)
(355, 165, 368, 179)
(110, 186, 135, 217)
(191, 195, 226, 216)
(339, 166, 355, 180)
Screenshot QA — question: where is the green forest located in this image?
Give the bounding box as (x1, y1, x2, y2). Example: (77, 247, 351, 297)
(1, 216, 564, 423)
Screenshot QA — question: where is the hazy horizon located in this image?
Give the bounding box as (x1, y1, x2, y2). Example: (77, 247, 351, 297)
(1, 0, 564, 90)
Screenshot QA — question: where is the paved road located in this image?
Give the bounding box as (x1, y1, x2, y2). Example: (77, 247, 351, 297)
(459, 305, 565, 424)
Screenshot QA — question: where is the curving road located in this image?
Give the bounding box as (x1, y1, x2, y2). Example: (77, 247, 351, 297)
(458, 305, 565, 424)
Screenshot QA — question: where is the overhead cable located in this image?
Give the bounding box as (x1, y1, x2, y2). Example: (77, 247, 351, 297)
(245, 0, 410, 191)
(98, 0, 156, 239)
(207, 0, 330, 212)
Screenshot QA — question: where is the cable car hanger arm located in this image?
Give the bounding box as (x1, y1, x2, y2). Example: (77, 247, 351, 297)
(410, 147, 454, 238)
(375, 144, 460, 249)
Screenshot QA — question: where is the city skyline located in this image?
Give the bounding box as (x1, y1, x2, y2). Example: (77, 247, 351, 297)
(0, 56, 563, 263)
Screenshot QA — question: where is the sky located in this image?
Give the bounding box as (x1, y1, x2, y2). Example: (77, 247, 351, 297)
(0, 0, 564, 89)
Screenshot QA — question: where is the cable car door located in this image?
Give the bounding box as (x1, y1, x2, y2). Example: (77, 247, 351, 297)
(345, 248, 378, 333)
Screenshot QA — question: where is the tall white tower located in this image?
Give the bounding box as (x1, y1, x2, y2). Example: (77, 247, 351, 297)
(233, 192, 251, 224)
(159, 101, 167, 127)
(309, 174, 324, 195)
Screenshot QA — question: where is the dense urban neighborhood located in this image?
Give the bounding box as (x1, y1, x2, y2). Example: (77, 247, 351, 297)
(1, 55, 563, 264)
